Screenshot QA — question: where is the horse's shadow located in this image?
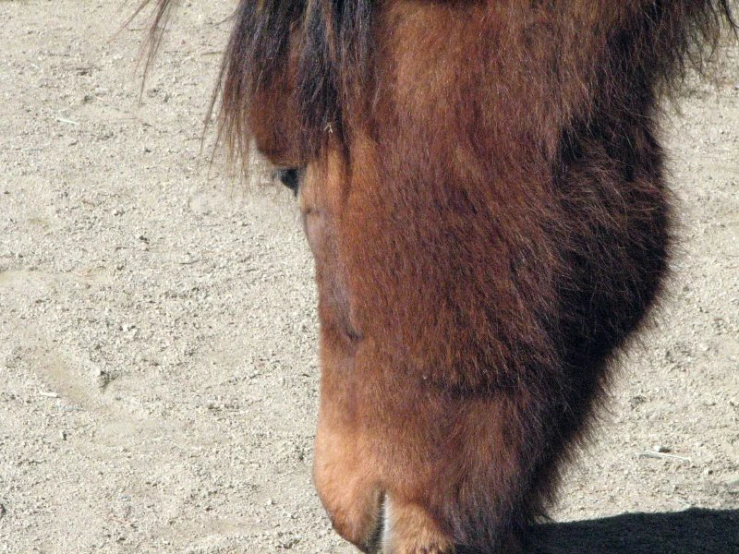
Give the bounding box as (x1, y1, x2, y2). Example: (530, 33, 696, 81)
(528, 508, 739, 554)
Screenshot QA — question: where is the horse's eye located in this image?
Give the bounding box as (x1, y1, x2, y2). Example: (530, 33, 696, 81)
(275, 168, 302, 196)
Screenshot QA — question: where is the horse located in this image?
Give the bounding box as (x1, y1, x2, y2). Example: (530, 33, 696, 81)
(140, 2, 736, 553)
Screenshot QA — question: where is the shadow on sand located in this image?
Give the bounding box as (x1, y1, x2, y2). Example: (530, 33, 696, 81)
(529, 508, 739, 554)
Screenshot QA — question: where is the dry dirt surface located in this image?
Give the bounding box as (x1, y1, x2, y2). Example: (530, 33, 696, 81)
(0, 2, 737, 553)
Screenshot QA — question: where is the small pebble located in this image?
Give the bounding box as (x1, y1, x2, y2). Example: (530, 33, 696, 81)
(654, 445, 670, 453)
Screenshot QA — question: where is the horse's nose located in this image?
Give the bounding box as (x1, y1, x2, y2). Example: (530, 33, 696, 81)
(275, 168, 301, 195)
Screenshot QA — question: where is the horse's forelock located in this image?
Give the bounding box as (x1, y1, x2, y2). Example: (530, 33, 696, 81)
(297, 0, 373, 157)
(215, 0, 373, 167)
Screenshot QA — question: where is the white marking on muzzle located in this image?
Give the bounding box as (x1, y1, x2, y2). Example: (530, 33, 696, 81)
(381, 494, 392, 553)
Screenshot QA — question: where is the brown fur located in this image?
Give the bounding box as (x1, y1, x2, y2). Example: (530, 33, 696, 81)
(141, 1, 736, 552)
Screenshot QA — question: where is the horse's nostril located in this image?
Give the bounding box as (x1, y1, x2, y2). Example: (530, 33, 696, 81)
(275, 168, 300, 195)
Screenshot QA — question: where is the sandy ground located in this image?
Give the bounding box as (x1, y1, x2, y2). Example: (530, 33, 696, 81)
(0, 2, 737, 553)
